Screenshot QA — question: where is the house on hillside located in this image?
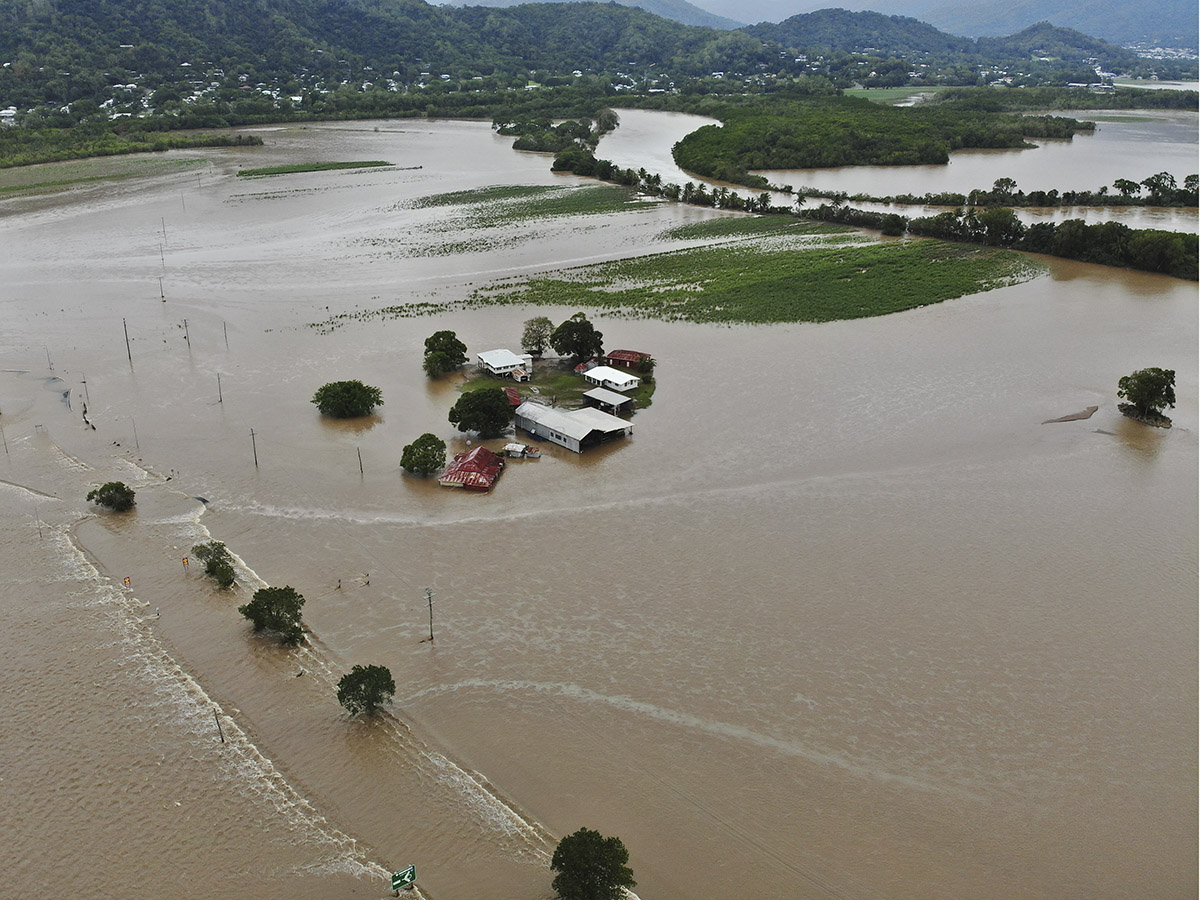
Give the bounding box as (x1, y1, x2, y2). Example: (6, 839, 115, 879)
(582, 365, 640, 393)
(515, 401, 632, 453)
(478, 349, 533, 382)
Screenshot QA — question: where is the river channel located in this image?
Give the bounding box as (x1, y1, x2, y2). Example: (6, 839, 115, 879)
(0, 109, 1195, 900)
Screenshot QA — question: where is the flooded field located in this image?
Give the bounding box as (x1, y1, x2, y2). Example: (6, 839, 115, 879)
(0, 113, 1195, 900)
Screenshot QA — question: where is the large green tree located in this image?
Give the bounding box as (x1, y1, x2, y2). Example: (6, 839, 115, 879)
(1118, 366, 1176, 422)
(192, 540, 236, 589)
(238, 585, 306, 645)
(521, 316, 554, 357)
(550, 828, 635, 900)
(337, 664, 395, 716)
(448, 387, 511, 436)
(424, 330, 468, 377)
(550, 312, 604, 365)
(312, 380, 382, 418)
(86, 481, 136, 512)
(401, 432, 447, 475)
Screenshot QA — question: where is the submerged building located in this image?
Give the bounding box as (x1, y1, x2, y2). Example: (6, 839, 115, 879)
(514, 401, 632, 453)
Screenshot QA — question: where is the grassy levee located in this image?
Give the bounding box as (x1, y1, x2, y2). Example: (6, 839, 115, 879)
(236, 160, 392, 176)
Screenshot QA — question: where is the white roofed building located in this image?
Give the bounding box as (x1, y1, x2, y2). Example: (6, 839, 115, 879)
(478, 348, 533, 381)
(582, 365, 640, 392)
(514, 401, 632, 453)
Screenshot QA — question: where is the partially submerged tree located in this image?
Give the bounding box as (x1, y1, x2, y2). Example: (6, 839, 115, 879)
(551, 828, 636, 900)
(550, 312, 604, 365)
(448, 387, 511, 436)
(87, 481, 136, 512)
(192, 540, 236, 589)
(238, 585, 306, 645)
(521, 316, 554, 357)
(312, 380, 382, 418)
(1118, 366, 1176, 426)
(423, 330, 469, 377)
(337, 664, 395, 716)
(401, 432, 447, 475)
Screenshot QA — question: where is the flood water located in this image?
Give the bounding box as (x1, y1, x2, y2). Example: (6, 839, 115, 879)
(0, 112, 1196, 900)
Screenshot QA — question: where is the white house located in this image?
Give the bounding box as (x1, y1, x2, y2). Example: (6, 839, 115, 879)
(478, 348, 533, 381)
(582, 365, 640, 392)
(514, 401, 632, 453)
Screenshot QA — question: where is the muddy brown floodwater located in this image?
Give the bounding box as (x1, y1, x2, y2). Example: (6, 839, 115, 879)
(0, 114, 1195, 900)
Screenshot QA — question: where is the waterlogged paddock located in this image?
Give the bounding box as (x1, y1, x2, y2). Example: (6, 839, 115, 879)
(0, 117, 1195, 900)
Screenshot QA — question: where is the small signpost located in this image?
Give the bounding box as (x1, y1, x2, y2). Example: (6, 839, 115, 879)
(391, 865, 416, 893)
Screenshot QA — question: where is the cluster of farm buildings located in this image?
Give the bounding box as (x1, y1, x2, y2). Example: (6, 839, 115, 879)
(438, 347, 652, 491)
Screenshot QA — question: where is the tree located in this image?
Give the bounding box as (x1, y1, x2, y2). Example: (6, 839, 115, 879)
(192, 540, 236, 589)
(550, 828, 635, 900)
(521, 316, 554, 357)
(312, 380, 382, 418)
(238, 585, 306, 645)
(448, 387, 511, 436)
(1113, 178, 1141, 198)
(550, 312, 604, 365)
(337, 664, 395, 716)
(1118, 367, 1176, 423)
(87, 481, 136, 512)
(401, 432, 447, 475)
(1140, 172, 1177, 204)
(423, 330, 468, 377)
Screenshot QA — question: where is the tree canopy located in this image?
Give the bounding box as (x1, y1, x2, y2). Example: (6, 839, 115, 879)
(550, 828, 636, 900)
(238, 585, 306, 645)
(86, 481, 136, 512)
(1118, 367, 1176, 423)
(401, 432, 447, 475)
(337, 664, 396, 716)
(448, 387, 512, 436)
(424, 330, 469, 378)
(192, 540, 236, 589)
(312, 380, 382, 418)
(521, 316, 554, 357)
(550, 312, 604, 364)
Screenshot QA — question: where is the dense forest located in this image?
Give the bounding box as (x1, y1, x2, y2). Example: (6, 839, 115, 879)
(670, 95, 1093, 186)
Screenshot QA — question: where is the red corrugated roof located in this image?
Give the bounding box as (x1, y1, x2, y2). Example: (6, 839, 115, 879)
(504, 386, 522, 406)
(438, 446, 505, 491)
(606, 350, 651, 363)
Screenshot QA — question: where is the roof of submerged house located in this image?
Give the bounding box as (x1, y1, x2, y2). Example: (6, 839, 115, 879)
(438, 446, 505, 490)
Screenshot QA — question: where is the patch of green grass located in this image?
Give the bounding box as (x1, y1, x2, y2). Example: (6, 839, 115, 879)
(0, 155, 205, 193)
(467, 239, 1043, 325)
(662, 216, 850, 241)
(236, 160, 392, 177)
(843, 86, 952, 106)
(458, 362, 655, 409)
(411, 183, 641, 228)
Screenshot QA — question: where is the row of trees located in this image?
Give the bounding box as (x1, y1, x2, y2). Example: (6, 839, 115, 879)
(846, 174, 1200, 210)
(801, 204, 1198, 280)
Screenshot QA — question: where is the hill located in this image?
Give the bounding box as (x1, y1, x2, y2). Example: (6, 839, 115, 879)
(438, 0, 742, 31)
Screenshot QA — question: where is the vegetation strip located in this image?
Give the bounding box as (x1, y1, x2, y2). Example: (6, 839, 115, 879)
(236, 160, 393, 177)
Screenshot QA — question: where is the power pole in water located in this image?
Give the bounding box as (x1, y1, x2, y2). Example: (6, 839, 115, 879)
(425, 588, 434, 642)
(250, 428, 258, 468)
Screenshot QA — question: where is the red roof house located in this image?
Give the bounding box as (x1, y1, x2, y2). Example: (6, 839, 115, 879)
(438, 446, 505, 491)
(605, 350, 652, 370)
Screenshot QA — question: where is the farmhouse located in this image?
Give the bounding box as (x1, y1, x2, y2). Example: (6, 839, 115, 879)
(478, 349, 533, 381)
(605, 349, 652, 370)
(582, 365, 640, 392)
(438, 446, 505, 491)
(515, 401, 632, 453)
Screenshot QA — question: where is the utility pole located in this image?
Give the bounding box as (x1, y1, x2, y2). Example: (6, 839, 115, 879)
(250, 428, 258, 468)
(158, 276, 165, 301)
(217, 372, 223, 403)
(182, 318, 190, 347)
(223, 321, 229, 350)
(81, 375, 90, 406)
(424, 588, 435, 642)
(357, 446, 364, 476)
(130, 417, 139, 450)
(123, 318, 133, 365)
(213, 707, 225, 744)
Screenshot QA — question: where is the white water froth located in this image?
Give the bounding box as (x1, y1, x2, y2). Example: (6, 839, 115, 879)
(402, 678, 975, 799)
(49, 523, 390, 883)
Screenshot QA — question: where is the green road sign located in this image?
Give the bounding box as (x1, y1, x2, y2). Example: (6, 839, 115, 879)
(392, 865, 416, 891)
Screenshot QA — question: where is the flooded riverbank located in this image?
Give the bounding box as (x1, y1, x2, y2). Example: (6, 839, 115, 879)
(1, 115, 1195, 900)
